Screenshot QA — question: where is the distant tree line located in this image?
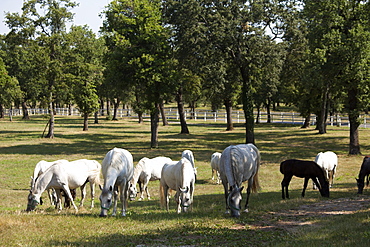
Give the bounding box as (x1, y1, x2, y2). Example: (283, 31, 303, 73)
(0, 0, 369, 154)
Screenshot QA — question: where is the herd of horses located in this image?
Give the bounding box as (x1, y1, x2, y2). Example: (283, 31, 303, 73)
(26, 145, 370, 218)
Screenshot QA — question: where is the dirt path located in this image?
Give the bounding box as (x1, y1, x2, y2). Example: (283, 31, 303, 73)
(246, 196, 370, 231)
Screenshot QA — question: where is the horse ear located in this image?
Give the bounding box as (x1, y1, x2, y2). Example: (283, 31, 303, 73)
(99, 184, 103, 191)
(239, 186, 244, 192)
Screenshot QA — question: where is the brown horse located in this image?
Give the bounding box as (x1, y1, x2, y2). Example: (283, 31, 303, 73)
(356, 156, 370, 194)
(280, 159, 330, 199)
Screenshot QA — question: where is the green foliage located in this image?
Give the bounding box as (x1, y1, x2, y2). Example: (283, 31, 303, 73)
(0, 58, 23, 108)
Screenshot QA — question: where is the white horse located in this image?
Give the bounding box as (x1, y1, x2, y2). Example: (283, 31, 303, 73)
(27, 159, 101, 212)
(31, 159, 69, 205)
(128, 156, 172, 201)
(160, 157, 195, 213)
(210, 152, 222, 184)
(182, 150, 197, 178)
(219, 144, 261, 217)
(314, 151, 338, 188)
(99, 148, 134, 217)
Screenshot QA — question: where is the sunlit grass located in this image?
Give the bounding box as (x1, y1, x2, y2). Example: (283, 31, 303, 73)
(0, 115, 370, 246)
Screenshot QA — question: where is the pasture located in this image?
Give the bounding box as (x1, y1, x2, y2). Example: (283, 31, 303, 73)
(0, 116, 370, 246)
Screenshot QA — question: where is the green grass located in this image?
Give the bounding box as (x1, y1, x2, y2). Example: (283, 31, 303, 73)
(0, 116, 370, 246)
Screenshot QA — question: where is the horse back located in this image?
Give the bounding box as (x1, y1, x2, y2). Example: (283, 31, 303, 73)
(219, 144, 260, 186)
(360, 156, 370, 176)
(280, 159, 323, 178)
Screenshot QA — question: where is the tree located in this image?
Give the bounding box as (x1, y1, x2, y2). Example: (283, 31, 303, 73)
(303, 0, 370, 154)
(0, 57, 23, 119)
(4, 0, 78, 137)
(102, 0, 175, 148)
(65, 26, 104, 131)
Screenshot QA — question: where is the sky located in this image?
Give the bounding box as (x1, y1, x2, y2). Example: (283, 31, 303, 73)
(0, 0, 111, 35)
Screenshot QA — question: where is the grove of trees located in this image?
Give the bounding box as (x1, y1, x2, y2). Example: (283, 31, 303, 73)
(1, 0, 370, 154)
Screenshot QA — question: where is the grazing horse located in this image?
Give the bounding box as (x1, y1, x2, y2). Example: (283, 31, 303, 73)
(182, 150, 197, 179)
(219, 144, 261, 217)
(128, 156, 172, 201)
(99, 148, 134, 217)
(356, 156, 370, 194)
(280, 159, 330, 199)
(27, 159, 101, 212)
(160, 157, 195, 213)
(210, 152, 222, 184)
(314, 151, 338, 188)
(31, 159, 69, 205)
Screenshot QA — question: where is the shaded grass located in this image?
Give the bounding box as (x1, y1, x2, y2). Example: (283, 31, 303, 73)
(0, 116, 370, 246)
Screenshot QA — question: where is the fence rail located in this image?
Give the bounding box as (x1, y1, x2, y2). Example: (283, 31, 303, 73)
(3, 108, 370, 128)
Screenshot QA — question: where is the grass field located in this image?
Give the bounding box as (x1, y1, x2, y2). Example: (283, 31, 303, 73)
(0, 115, 370, 246)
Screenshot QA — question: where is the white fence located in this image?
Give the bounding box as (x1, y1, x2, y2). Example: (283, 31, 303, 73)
(3, 108, 370, 128)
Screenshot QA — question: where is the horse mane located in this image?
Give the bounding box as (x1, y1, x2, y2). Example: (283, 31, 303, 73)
(102, 148, 129, 175)
(132, 158, 147, 184)
(180, 158, 194, 188)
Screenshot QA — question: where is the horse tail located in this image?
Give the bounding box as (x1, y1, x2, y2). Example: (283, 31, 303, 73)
(159, 182, 165, 209)
(251, 169, 260, 193)
(251, 146, 261, 193)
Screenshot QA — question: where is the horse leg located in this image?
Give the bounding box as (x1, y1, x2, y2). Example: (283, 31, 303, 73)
(55, 189, 63, 211)
(142, 178, 149, 200)
(138, 181, 144, 201)
(164, 186, 170, 211)
(302, 177, 309, 197)
(89, 181, 95, 209)
(144, 183, 150, 200)
(222, 181, 230, 214)
(120, 182, 128, 216)
(79, 184, 87, 207)
(281, 174, 292, 199)
(176, 189, 181, 214)
(112, 186, 119, 216)
(62, 185, 78, 213)
(48, 188, 57, 205)
(244, 185, 251, 213)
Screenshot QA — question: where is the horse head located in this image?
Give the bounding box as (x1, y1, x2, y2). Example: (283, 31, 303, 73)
(178, 186, 191, 213)
(319, 179, 330, 197)
(99, 186, 115, 217)
(356, 177, 365, 194)
(26, 191, 41, 212)
(227, 186, 244, 217)
(128, 183, 138, 201)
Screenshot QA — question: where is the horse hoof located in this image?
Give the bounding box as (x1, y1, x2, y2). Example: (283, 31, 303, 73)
(243, 209, 249, 213)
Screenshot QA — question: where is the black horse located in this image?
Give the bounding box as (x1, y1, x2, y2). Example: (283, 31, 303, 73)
(280, 159, 330, 199)
(356, 156, 370, 194)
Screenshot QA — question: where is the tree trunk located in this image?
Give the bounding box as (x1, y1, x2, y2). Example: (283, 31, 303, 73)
(348, 86, 361, 154)
(94, 111, 99, 124)
(176, 87, 189, 134)
(83, 112, 88, 131)
(0, 104, 4, 118)
(45, 99, 55, 138)
(138, 112, 143, 123)
(150, 104, 160, 148)
(240, 67, 254, 144)
(21, 101, 30, 120)
(107, 99, 111, 119)
(266, 98, 271, 123)
(159, 101, 168, 126)
(224, 99, 234, 131)
(112, 99, 120, 120)
(318, 86, 329, 134)
(255, 104, 260, 124)
(301, 114, 311, 128)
